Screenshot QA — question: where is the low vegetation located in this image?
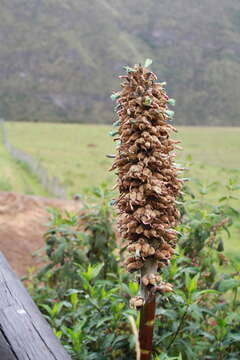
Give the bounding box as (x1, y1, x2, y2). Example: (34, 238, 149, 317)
(27, 183, 240, 359)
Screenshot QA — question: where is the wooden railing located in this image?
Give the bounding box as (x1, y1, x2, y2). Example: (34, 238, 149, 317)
(0, 253, 71, 359)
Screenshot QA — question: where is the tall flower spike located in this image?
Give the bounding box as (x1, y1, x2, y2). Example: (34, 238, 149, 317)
(110, 61, 182, 359)
(110, 61, 182, 309)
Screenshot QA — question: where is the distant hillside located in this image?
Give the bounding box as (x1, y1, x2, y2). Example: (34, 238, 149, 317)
(0, 0, 240, 125)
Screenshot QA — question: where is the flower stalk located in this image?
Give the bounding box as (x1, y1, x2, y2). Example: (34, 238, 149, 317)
(110, 61, 182, 359)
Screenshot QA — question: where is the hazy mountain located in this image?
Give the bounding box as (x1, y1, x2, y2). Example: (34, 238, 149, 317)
(0, 0, 240, 125)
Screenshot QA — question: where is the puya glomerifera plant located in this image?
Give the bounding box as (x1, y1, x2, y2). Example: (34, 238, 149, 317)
(110, 60, 183, 359)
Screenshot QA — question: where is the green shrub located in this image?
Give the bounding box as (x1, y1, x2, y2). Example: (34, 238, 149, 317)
(28, 180, 240, 359)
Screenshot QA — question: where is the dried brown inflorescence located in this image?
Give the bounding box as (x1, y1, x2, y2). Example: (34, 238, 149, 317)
(110, 62, 183, 306)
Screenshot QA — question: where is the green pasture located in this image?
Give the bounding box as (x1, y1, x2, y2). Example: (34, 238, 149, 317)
(5, 122, 240, 192)
(0, 129, 48, 196)
(4, 122, 240, 254)
(6, 122, 115, 193)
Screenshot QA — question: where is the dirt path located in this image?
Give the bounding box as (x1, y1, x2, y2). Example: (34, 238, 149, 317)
(0, 192, 82, 276)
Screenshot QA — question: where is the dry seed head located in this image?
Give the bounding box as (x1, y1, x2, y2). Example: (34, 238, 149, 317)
(130, 296, 145, 309)
(142, 273, 162, 287)
(110, 62, 182, 294)
(156, 282, 174, 293)
(126, 260, 144, 273)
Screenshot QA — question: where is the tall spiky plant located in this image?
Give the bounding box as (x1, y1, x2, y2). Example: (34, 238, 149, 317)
(110, 60, 183, 359)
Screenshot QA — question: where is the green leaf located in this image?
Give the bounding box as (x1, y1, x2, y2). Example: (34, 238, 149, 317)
(91, 263, 104, 279)
(53, 329, 62, 339)
(171, 294, 185, 304)
(109, 199, 116, 207)
(109, 130, 118, 137)
(143, 96, 153, 106)
(144, 58, 153, 68)
(223, 225, 231, 238)
(112, 120, 120, 127)
(112, 334, 129, 346)
(165, 109, 175, 119)
(130, 119, 137, 124)
(128, 281, 139, 296)
(218, 279, 240, 292)
(123, 65, 135, 73)
(192, 289, 219, 301)
(70, 293, 78, 307)
(110, 92, 121, 101)
(156, 308, 177, 321)
(177, 339, 194, 358)
(96, 316, 113, 328)
(231, 259, 240, 272)
(53, 243, 66, 262)
(228, 206, 240, 217)
(88, 297, 101, 311)
(67, 289, 80, 295)
(37, 263, 54, 278)
(219, 196, 227, 202)
(167, 98, 176, 106)
(103, 333, 115, 347)
(199, 331, 215, 341)
(217, 238, 224, 252)
(61, 301, 72, 308)
(40, 304, 52, 315)
(185, 273, 199, 296)
(226, 333, 240, 342)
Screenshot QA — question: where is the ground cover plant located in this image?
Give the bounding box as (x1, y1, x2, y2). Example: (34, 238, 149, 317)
(28, 181, 240, 359)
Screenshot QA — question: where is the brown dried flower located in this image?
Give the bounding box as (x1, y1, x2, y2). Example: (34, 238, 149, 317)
(130, 296, 145, 309)
(110, 62, 182, 302)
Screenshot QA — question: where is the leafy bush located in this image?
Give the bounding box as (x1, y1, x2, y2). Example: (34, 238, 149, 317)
(34, 185, 118, 297)
(28, 181, 240, 359)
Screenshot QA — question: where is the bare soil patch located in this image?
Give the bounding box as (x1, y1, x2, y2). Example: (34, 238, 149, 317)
(0, 192, 82, 276)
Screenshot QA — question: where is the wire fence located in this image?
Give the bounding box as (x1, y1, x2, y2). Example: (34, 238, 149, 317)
(0, 119, 66, 199)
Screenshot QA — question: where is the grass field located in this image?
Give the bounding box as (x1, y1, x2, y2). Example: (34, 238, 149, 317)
(5, 122, 240, 191)
(0, 128, 48, 196)
(3, 122, 240, 254)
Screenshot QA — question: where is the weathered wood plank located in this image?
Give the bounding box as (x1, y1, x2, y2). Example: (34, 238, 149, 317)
(0, 329, 17, 360)
(0, 253, 71, 359)
(0, 305, 58, 360)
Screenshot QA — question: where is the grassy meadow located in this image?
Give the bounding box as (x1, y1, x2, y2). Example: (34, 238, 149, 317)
(3, 121, 240, 254)
(0, 128, 48, 196)
(5, 122, 240, 192)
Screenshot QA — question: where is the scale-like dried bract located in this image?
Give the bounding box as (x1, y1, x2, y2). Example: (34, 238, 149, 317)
(110, 63, 182, 302)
